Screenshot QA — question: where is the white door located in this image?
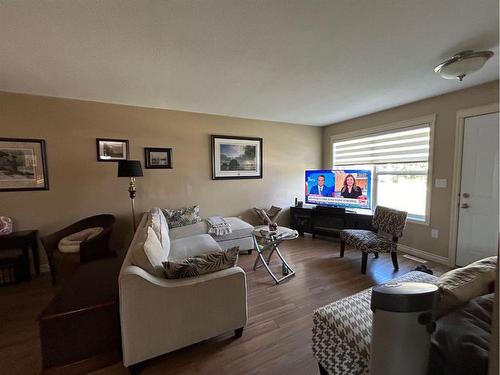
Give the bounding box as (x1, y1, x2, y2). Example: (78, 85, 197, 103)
(456, 112, 499, 266)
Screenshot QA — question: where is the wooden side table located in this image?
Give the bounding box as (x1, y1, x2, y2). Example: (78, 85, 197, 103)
(0, 230, 40, 280)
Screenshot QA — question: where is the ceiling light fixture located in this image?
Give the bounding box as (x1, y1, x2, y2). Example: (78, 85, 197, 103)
(434, 50, 494, 81)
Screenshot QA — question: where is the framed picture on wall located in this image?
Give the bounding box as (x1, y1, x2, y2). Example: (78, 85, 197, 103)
(96, 138, 129, 162)
(211, 135, 263, 180)
(0, 138, 49, 191)
(144, 147, 173, 169)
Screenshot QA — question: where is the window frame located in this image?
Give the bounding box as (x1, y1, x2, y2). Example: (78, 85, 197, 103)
(330, 114, 435, 225)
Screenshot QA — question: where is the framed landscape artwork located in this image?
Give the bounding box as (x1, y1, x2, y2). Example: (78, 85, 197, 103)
(0, 138, 49, 191)
(96, 138, 129, 162)
(211, 135, 263, 180)
(144, 147, 173, 169)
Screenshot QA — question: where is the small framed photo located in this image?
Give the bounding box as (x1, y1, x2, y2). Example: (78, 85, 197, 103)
(211, 135, 263, 180)
(144, 147, 173, 169)
(0, 138, 49, 191)
(96, 138, 129, 162)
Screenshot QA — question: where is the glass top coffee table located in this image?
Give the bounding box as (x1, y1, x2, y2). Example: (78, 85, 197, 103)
(252, 225, 298, 284)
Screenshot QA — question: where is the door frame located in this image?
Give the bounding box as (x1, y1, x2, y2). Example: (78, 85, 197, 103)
(448, 103, 499, 267)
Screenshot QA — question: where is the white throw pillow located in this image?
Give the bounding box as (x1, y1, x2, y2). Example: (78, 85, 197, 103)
(58, 227, 104, 253)
(131, 226, 167, 278)
(147, 209, 160, 238)
(149, 208, 170, 255)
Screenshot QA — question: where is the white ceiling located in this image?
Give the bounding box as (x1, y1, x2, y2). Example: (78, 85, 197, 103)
(0, 1, 498, 126)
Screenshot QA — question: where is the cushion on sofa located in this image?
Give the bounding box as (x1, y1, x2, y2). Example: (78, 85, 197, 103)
(148, 208, 170, 256)
(169, 217, 253, 242)
(161, 205, 201, 228)
(434, 256, 497, 318)
(168, 221, 207, 240)
(130, 226, 167, 278)
(169, 234, 221, 260)
(163, 246, 239, 279)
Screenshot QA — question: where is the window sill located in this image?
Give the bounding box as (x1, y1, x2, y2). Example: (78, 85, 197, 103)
(407, 217, 429, 226)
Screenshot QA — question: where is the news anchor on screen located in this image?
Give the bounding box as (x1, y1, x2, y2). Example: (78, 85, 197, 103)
(309, 174, 333, 196)
(340, 174, 363, 198)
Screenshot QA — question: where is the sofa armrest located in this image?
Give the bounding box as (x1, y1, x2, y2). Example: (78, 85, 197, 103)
(120, 264, 245, 288)
(119, 265, 247, 366)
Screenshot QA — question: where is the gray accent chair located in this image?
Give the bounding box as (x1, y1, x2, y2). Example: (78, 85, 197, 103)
(339, 206, 408, 274)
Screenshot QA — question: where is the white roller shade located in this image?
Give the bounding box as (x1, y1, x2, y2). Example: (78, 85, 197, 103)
(333, 125, 431, 165)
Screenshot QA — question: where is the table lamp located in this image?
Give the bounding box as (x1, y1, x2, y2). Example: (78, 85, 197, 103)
(118, 160, 143, 230)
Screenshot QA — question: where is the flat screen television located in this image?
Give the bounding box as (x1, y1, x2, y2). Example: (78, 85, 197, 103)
(305, 169, 372, 210)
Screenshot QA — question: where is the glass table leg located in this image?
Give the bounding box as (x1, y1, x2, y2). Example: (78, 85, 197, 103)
(251, 234, 295, 284)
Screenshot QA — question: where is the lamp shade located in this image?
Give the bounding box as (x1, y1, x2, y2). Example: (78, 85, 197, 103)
(118, 160, 143, 177)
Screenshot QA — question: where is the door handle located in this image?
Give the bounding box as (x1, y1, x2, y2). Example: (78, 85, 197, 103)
(461, 203, 469, 209)
(462, 193, 470, 198)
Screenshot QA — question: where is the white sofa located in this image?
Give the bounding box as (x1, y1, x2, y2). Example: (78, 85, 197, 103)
(119, 209, 250, 368)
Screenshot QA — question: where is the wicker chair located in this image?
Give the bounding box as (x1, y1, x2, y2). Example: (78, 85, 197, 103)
(41, 214, 116, 285)
(339, 206, 407, 274)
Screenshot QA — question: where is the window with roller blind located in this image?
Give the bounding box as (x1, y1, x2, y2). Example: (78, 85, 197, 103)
(331, 115, 435, 223)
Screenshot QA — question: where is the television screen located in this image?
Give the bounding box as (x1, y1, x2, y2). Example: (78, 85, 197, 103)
(305, 169, 372, 210)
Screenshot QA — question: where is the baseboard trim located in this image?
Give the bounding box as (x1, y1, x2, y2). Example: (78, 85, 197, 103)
(397, 244, 449, 266)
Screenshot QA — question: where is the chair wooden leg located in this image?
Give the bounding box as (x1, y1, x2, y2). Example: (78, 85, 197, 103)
(391, 252, 399, 270)
(361, 252, 368, 274)
(340, 240, 345, 257)
(374, 252, 379, 258)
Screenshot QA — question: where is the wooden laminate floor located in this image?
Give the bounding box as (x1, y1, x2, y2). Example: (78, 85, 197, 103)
(0, 235, 449, 375)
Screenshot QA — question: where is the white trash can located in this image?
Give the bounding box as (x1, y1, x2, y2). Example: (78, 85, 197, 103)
(369, 282, 438, 375)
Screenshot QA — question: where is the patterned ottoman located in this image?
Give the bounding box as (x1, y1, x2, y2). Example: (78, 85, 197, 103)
(312, 271, 438, 375)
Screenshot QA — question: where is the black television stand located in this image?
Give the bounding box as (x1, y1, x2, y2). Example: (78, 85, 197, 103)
(290, 206, 373, 238)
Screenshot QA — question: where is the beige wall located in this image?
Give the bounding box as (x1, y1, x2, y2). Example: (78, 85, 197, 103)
(3, 81, 498, 263)
(323, 81, 499, 260)
(0, 92, 322, 252)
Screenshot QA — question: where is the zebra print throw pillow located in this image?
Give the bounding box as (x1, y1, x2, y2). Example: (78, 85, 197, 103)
(163, 247, 239, 279)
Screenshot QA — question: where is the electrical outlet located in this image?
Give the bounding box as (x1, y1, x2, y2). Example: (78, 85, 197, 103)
(435, 179, 447, 188)
(431, 229, 439, 238)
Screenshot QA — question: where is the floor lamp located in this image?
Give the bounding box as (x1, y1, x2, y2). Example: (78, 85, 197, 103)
(118, 160, 143, 231)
